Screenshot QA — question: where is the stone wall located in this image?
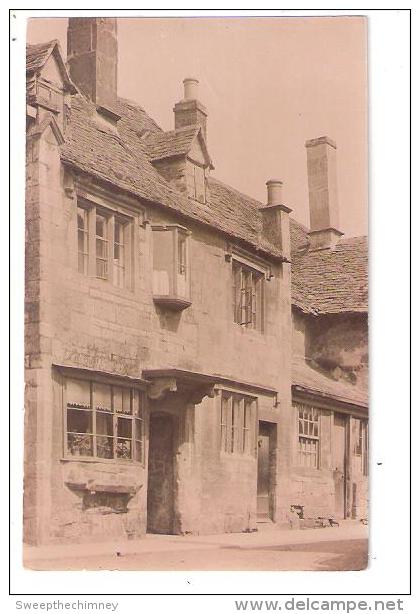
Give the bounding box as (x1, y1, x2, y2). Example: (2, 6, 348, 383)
(293, 309, 368, 390)
(24, 120, 291, 544)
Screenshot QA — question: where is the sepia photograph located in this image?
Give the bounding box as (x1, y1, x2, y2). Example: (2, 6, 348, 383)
(22, 13, 369, 573)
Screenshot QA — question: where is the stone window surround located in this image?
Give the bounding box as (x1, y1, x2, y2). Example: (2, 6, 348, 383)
(76, 198, 134, 289)
(295, 402, 320, 469)
(229, 250, 270, 333)
(219, 389, 258, 457)
(56, 365, 148, 466)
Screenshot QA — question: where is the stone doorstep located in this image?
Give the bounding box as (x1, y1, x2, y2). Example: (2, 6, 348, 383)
(23, 522, 367, 564)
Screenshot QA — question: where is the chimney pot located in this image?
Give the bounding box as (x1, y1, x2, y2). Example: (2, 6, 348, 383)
(183, 77, 199, 100)
(266, 179, 284, 207)
(261, 179, 291, 260)
(174, 78, 207, 140)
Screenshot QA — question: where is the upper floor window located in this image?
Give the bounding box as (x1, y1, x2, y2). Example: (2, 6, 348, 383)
(64, 376, 145, 463)
(77, 206, 89, 275)
(77, 201, 131, 289)
(296, 403, 319, 469)
(220, 391, 257, 456)
(152, 225, 191, 310)
(186, 160, 206, 203)
(232, 260, 264, 331)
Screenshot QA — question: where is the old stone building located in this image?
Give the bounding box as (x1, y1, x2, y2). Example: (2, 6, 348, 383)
(24, 18, 368, 545)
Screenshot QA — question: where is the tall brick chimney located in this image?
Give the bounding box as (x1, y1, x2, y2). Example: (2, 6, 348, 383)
(67, 17, 119, 118)
(174, 78, 207, 140)
(305, 136, 343, 250)
(260, 179, 292, 261)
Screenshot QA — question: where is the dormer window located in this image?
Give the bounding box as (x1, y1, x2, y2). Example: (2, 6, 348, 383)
(186, 159, 206, 203)
(152, 225, 192, 310)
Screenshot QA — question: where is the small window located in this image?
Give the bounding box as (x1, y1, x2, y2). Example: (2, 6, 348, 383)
(65, 377, 145, 463)
(232, 260, 264, 330)
(220, 391, 257, 456)
(296, 403, 319, 469)
(186, 160, 206, 203)
(152, 225, 191, 307)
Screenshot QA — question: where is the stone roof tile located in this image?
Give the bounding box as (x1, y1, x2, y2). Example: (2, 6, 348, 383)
(292, 236, 368, 314)
(292, 359, 368, 408)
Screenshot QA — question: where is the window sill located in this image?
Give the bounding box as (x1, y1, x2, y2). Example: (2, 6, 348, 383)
(77, 272, 135, 296)
(233, 323, 265, 337)
(60, 456, 144, 467)
(153, 295, 192, 311)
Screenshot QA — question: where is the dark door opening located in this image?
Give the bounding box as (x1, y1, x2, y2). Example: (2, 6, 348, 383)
(257, 421, 275, 521)
(332, 414, 347, 519)
(147, 413, 175, 534)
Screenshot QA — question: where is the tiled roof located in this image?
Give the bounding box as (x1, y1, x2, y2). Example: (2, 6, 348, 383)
(26, 43, 367, 314)
(292, 236, 368, 314)
(61, 95, 285, 260)
(143, 126, 200, 161)
(26, 40, 58, 73)
(292, 359, 368, 408)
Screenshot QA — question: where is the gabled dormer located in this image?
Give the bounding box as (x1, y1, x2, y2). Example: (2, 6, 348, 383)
(142, 78, 214, 204)
(26, 40, 75, 134)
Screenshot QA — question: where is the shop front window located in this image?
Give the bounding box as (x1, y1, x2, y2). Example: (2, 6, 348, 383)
(65, 377, 145, 463)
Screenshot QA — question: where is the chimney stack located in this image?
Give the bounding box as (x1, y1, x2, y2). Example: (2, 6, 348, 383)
(260, 179, 292, 260)
(305, 136, 343, 250)
(174, 78, 207, 140)
(67, 18, 119, 119)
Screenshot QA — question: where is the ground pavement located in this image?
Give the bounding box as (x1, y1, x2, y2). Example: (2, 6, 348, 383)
(23, 520, 368, 571)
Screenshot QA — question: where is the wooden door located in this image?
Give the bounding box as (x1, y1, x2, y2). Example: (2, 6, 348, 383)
(147, 414, 175, 534)
(332, 414, 347, 518)
(257, 422, 271, 520)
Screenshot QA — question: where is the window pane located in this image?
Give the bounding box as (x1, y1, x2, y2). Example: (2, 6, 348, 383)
(152, 229, 174, 296)
(67, 378, 90, 408)
(117, 416, 132, 439)
(67, 407, 93, 457)
(77, 207, 88, 275)
(97, 436, 113, 459)
(96, 214, 108, 279)
(67, 433, 93, 457)
(96, 411, 113, 436)
(94, 382, 112, 412)
(67, 407, 92, 433)
(116, 439, 132, 459)
(132, 390, 143, 418)
(96, 214, 107, 238)
(113, 386, 132, 415)
(114, 220, 125, 288)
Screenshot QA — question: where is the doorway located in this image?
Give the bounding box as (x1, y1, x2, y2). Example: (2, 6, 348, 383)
(257, 421, 276, 521)
(332, 414, 347, 518)
(147, 413, 175, 534)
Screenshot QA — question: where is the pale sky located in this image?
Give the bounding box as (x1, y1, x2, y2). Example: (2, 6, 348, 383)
(27, 16, 367, 237)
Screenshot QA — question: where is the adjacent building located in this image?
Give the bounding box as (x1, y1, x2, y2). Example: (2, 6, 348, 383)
(24, 18, 368, 545)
